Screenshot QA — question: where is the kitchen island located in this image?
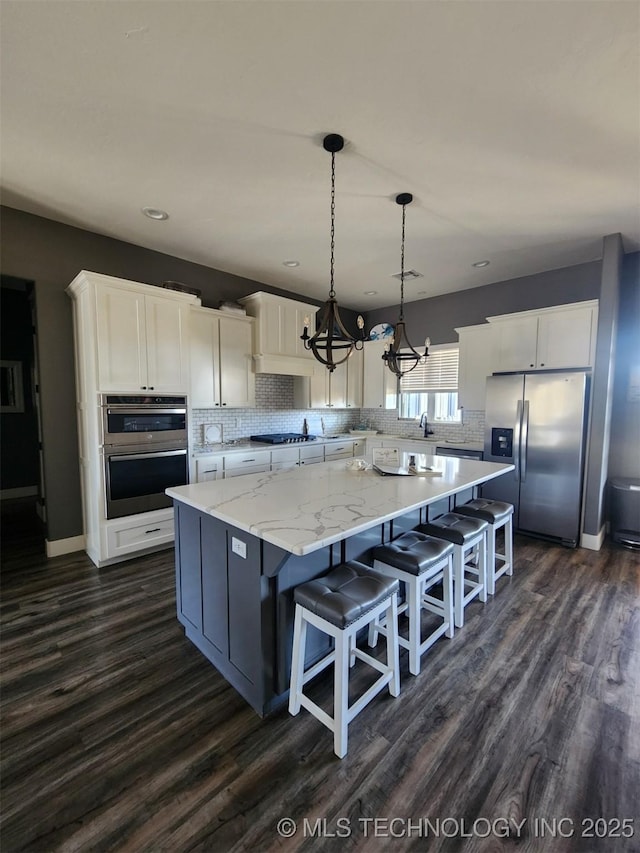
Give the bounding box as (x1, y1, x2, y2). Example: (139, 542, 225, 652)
(167, 453, 513, 716)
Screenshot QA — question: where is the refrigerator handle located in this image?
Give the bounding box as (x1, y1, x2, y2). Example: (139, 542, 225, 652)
(521, 400, 530, 483)
(514, 400, 523, 482)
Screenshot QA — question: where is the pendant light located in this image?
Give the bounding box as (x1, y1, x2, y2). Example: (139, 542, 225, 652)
(382, 193, 430, 377)
(301, 133, 365, 372)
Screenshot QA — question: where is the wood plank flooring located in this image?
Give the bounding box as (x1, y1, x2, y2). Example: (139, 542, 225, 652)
(1, 499, 639, 852)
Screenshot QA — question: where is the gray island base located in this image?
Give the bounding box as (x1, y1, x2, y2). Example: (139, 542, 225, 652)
(168, 454, 513, 716)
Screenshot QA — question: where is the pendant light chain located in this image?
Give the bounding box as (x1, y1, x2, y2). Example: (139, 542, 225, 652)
(329, 150, 336, 299)
(399, 201, 406, 321)
(299, 132, 365, 371)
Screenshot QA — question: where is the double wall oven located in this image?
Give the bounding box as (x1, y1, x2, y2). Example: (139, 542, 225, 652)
(101, 395, 189, 519)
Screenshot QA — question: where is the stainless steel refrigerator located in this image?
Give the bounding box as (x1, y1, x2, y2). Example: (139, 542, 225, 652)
(482, 371, 590, 547)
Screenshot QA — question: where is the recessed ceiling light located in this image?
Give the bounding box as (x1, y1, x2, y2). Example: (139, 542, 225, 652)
(472, 260, 490, 268)
(142, 207, 169, 220)
(282, 260, 300, 268)
(364, 290, 378, 295)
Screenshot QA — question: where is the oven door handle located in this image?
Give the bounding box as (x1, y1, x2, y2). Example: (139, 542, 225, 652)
(109, 449, 188, 462)
(106, 407, 187, 416)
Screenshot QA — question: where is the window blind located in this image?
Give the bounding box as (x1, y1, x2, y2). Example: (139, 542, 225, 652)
(399, 346, 459, 393)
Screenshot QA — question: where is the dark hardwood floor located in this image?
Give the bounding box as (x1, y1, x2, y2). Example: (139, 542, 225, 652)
(1, 500, 639, 852)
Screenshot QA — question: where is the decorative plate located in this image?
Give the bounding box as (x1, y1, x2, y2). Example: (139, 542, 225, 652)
(369, 322, 394, 341)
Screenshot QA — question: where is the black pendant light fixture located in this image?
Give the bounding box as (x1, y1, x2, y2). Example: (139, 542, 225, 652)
(301, 133, 365, 372)
(382, 193, 430, 377)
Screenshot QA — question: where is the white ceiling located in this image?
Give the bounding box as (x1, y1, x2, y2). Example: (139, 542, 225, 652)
(1, 1, 638, 310)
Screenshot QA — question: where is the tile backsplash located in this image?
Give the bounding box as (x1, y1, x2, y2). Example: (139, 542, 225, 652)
(190, 374, 484, 447)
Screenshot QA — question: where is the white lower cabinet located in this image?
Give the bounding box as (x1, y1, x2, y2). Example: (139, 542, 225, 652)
(194, 455, 224, 482)
(224, 450, 271, 478)
(271, 446, 300, 471)
(299, 444, 324, 466)
(104, 509, 174, 560)
(324, 441, 355, 460)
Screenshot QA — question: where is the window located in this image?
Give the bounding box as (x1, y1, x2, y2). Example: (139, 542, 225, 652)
(398, 345, 461, 423)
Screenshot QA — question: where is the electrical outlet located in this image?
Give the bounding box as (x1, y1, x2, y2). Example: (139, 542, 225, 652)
(231, 536, 247, 559)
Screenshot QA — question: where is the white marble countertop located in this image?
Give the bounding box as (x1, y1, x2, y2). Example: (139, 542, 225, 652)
(167, 453, 513, 556)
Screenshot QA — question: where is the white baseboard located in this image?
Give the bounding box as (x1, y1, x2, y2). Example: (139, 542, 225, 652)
(45, 535, 86, 558)
(0, 486, 38, 500)
(580, 526, 606, 551)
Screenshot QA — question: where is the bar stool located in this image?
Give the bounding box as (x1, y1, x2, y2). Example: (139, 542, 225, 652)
(288, 561, 400, 759)
(454, 498, 514, 595)
(368, 531, 454, 676)
(417, 513, 488, 629)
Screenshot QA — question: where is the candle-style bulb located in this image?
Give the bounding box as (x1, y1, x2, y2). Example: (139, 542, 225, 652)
(425, 337, 431, 348)
(356, 315, 364, 330)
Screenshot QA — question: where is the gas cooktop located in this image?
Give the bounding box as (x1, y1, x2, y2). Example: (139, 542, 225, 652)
(250, 433, 317, 444)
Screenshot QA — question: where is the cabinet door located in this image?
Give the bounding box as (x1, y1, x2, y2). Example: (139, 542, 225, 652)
(96, 285, 147, 391)
(195, 456, 223, 482)
(493, 317, 538, 371)
(219, 316, 255, 408)
(310, 368, 330, 408)
(190, 309, 221, 408)
(363, 341, 398, 409)
(457, 325, 496, 411)
(328, 361, 348, 408)
(536, 306, 595, 369)
(346, 348, 363, 408)
(145, 296, 190, 392)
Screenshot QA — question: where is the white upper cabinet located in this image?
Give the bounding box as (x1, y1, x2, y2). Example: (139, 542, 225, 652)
(362, 340, 398, 409)
(345, 347, 364, 408)
(455, 323, 496, 411)
(238, 291, 319, 376)
(190, 307, 255, 409)
(293, 344, 363, 409)
(69, 271, 198, 394)
(487, 300, 598, 372)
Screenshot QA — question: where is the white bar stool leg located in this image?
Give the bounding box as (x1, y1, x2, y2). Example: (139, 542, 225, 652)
(288, 604, 306, 716)
(334, 629, 350, 759)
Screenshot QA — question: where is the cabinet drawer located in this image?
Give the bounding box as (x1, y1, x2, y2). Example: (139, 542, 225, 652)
(300, 444, 324, 461)
(224, 450, 270, 470)
(324, 442, 354, 459)
(106, 512, 174, 558)
(224, 464, 270, 478)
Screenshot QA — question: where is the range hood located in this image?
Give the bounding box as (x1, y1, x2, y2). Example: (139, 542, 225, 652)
(239, 291, 320, 377)
(251, 354, 315, 376)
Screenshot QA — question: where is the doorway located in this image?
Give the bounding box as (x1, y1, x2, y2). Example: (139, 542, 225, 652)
(0, 276, 45, 558)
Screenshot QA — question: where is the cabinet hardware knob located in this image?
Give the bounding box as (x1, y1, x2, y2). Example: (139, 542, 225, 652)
(540, 363, 545, 367)
(141, 386, 147, 390)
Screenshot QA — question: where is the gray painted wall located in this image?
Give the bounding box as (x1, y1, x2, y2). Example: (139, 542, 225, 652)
(364, 261, 602, 344)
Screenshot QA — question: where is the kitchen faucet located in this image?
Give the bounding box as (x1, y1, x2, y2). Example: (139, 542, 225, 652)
(419, 412, 434, 437)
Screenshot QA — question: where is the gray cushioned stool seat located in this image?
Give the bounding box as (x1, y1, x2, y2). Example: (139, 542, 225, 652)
(418, 512, 488, 545)
(372, 531, 454, 577)
(454, 498, 513, 525)
(294, 561, 399, 629)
